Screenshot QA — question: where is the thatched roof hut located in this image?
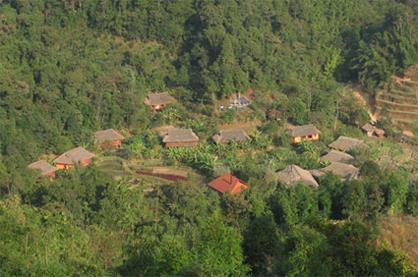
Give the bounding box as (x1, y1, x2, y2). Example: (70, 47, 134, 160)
(329, 136, 368, 152)
(311, 162, 359, 181)
(276, 164, 319, 188)
(320, 150, 355, 164)
(290, 124, 321, 137)
(212, 128, 250, 144)
(54, 147, 95, 166)
(94, 129, 124, 144)
(163, 128, 199, 147)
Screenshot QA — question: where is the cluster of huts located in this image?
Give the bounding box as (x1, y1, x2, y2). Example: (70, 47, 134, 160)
(277, 125, 371, 189)
(28, 91, 384, 196)
(28, 129, 125, 179)
(159, 126, 250, 148)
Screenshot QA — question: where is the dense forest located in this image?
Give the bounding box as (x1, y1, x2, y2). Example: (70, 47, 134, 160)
(1, 0, 418, 276)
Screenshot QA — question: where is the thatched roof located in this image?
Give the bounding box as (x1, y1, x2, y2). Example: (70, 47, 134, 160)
(290, 124, 321, 137)
(54, 147, 95, 165)
(277, 164, 319, 188)
(28, 160, 57, 176)
(145, 92, 176, 106)
(94, 129, 124, 144)
(311, 162, 359, 181)
(212, 128, 250, 143)
(329, 136, 368, 152)
(163, 128, 199, 143)
(320, 150, 354, 164)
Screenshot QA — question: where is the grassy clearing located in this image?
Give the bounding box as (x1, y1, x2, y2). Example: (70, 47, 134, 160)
(378, 215, 418, 268)
(96, 156, 134, 178)
(369, 139, 417, 176)
(220, 119, 262, 134)
(96, 153, 205, 185)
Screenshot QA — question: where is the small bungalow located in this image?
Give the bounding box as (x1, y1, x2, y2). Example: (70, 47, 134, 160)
(310, 162, 359, 181)
(94, 129, 124, 149)
(54, 147, 95, 170)
(328, 136, 368, 152)
(163, 128, 199, 148)
(144, 92, 176, 111)
(289, 124, 321, 144)
(276, 164, 319, 188)
(28, 160, 57, 179)
(212, 128, 250, 144)
(320, 150, 355, 164)
(208, 173, 250, 194)
(361, 123, 385, 138)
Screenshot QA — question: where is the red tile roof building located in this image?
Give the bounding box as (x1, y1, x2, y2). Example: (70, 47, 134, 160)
(208, 173, 250, 194)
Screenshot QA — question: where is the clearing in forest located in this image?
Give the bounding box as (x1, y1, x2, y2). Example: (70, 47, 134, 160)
(379, 215, 418, 269)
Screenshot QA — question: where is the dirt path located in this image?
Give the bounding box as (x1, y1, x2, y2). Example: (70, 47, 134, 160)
(351, 86, 378, 121)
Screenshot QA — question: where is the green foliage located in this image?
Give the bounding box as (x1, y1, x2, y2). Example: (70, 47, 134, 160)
(338, 95, 370, 127)
(0, 197, 107, 276)
(360, 160, 383, 180)
(244, 215, 281, 275)
(375, 244, 416, 277)
(191, 214, 250, 276)
(381, 171, 409, 214)
(329, 220, 379, 276)
(284, 225, 332, 277)
(120, 233, 192, 276)
(349, 6, 418, 90)
(124, 132, 161, 159)
(288, 97, 309, 125)
(296, 141, 322, 169)
(0, 0, 417, 276)
(272, 185, 321, 226)
(404, 182, 418, 215)
(166, 145, 220, 176)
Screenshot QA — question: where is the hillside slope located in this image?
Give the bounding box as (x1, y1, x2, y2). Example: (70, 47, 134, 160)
(376, 64, 418, 130)
(379, 215, 418, 269)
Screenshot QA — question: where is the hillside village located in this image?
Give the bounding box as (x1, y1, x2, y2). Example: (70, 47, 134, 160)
(2, 1, 418, 275)
(28, 89, 418, 195)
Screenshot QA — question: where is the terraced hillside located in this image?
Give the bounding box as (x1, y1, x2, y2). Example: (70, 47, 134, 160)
(375, 64, 418, 130)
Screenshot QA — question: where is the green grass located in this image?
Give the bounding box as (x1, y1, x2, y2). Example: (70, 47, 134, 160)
(96, 156, 134, 177)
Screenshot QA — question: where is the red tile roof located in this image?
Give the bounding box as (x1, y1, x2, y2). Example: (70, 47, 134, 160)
(208, 173, 250, 194)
